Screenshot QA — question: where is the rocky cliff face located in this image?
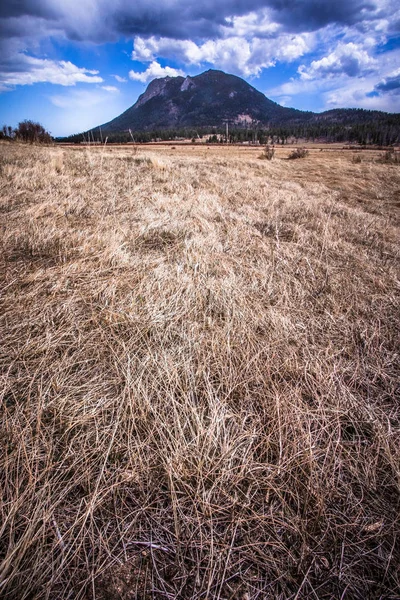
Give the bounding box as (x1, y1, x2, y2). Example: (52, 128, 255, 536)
(99, 69, 303, 132)
(135, 76, 177, 108)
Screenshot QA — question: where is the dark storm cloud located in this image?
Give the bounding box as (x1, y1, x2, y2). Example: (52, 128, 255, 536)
(113, 0, 378, 39)
(0, 0, 271, 42)
(375, 73, 400, 94)
(0, 0, 387, 43)
(266, 0, 378, 31)
(0, 0, 58, 20)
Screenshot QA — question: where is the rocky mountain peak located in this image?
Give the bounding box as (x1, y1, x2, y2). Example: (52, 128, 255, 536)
(136, 76, 182, 108)
(180, 76, 195, 92)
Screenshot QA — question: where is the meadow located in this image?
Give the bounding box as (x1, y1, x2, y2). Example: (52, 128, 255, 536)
(0, 141, 399, 599)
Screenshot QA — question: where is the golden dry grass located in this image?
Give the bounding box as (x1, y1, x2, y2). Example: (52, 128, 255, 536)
(1, 142, 399, 599)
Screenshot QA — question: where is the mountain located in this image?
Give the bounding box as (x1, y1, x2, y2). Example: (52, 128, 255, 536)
(73, 69, 399, 145)
(98, 69, 310, 133)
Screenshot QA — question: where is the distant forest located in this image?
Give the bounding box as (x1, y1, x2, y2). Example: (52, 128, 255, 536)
(59, 114, 400, 146)
(2, 114, 399, 147)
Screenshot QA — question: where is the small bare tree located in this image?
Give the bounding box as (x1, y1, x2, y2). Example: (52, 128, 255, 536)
(14, 120, 52, 144)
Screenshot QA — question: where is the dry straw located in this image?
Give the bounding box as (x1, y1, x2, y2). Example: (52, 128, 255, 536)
(0, 142, 399, 599)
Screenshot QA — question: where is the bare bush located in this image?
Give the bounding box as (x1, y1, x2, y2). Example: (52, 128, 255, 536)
(378, 147, 400, 164)
(288, 146, 309, 159)
(259, 144, 275, 160)
(14, 120, 52, 144)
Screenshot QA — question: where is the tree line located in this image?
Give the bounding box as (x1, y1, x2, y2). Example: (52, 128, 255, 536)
(2, 114, 399, 147)
(1, 120, 52, 144)
(59, 118, 400, 146)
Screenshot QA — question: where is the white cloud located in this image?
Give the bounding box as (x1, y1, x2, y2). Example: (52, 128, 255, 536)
(298, 42, 378, 80)
(131, 33, 315, 78)
(185, 38, 259, 76)
(0, 55, 102, 90)
(323, 79, 400, 112)
(275, 95, 292, 107)
(101, 85, 119, 93)
(113, 75, 127, 83)
(129, 61, 185, 83)
(50, 89, 109, 109)
(132, 37, 202, 64)
(266, 47, 400, 113)
(223, 10, 280, 38)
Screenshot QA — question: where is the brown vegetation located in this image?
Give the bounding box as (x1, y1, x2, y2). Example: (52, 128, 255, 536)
(1, 121, 52, 144)
(288, 147, 309, 160)
(378, 148, 400, 165)
(1, 142, 399, 599)
(259, 144, 275, 161)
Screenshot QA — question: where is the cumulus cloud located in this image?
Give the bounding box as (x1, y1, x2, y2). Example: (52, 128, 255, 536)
(267, 73, 399, 113)
(323, 78, 400, 112)
(266, 46, 400, 113)
(132, 33, 314, 77)
(113, 75, 127, 83)
(223, 11, 280, 38)
(129, 61, 185, 83)
(298, 42, 378, 79)
(0, 55, 102, 90)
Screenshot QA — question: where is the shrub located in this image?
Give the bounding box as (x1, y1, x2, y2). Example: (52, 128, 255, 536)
(378, 148, 400, 164)
(14, 120, 52, 144)
(1, 125, 14, 140)
(288, 147, 309, 159)
(259, 144, 275, 160)
(352, 153, 362, 163)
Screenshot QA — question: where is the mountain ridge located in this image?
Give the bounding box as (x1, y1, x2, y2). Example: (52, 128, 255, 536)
(98, 69, 311, 133)
(95, 69, 398, 135)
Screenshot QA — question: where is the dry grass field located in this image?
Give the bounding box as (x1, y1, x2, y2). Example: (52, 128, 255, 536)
(1, 141, 399, 599)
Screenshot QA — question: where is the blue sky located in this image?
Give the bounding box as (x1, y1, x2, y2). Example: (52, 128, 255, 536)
(1, 0, 399, 136)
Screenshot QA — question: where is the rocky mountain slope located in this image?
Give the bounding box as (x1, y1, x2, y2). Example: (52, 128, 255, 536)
(99, 69, 309, 132)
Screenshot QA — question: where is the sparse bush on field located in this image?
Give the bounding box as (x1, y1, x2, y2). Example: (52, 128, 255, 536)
(378, 147, 400, 164)
(259, 144, 275, 160)
(13, 120, 52, 144)
(288, 146, 309, 159)
(1, 124, 14, 140)
(352, 153, 362, 163)
(0, 143, 399, 600)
